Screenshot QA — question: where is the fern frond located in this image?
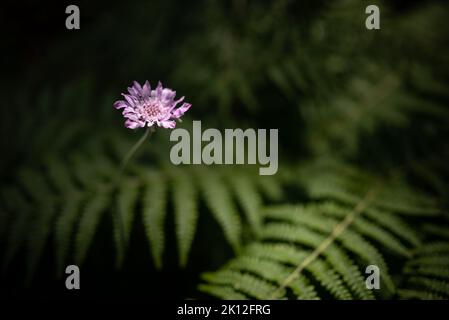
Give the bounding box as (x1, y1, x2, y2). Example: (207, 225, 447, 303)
(288, 277, 320, 300)
(227, 170, 262, 237)
(263, 221, 394, 294)
(226, 257, 292, 288)
(198, 284, 248, 300)
(238, 248, 321, 300)
(171, 168, 199, 267)
(256, 173, 283, 202)
(249, 242, 365, 299)
(422, 224, 449, 240)
(2, 187, 32, 272)
(339, 230, 394, 292)
(244, 244, 320, 299)
(343, 216, 410, 257)
(227, 255, 319, 299)
(74, 186, 111, 265)
(114, 178, 140, 267)
(17, 167, 52, 202)
(305, 258, 352, 300)
(229, 255, 352, 299)
(11, 168, 61, 283)
(69, 153, 100, 187)
(266, 203, 413, 257)
(363, 208, 421, 247)
(141, 171, 167, 269)
(201, 173, 425, 300)
(398, 289, 445, 300)
(297, 160, 439, 217)
(55, 191, 83, 276)
(315, 203, 412, 257)
(400, 241, 449, 299)
(324, 245, 375, 299)
(415, 242, 449, 255)
(407, 256, 449, 267)
(26, 201, 57, 284)
(373, 183, 439, 216)
(404, 265, 449, 280)
(45, 156, 77, 193)
(1, 132, 273, 278)
(1, 167, 60, 283)
(200, 217, 379, 299)
(202, 270, 282, 299)
(197, 169, 242, 252)
(407, 277, 449, 296)
(264, 205, 397, 293)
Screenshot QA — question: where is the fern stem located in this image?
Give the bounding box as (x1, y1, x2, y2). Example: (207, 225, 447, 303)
(268, 184, 382, 299)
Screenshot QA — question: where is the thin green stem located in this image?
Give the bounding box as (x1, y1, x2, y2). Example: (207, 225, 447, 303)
(119, 126, 154, 176)
(114, 126, 155, 267)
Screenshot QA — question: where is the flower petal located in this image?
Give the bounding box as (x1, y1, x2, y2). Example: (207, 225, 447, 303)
(142, 80, 151, 97)
(161, 88, 176, 103)
(114, 100, 128, 109)
(132, 81, 143, 93)
(125, 119, 144, 129)
(155, 81, 163, 98)
(122, 94, 136, 107)
(159, 120, 176, 129)
(169, 96, 185, 111)
(122, 106, 136, 114)
(124, 113, 140, 121)
(127, 86, 139, 96)
(172, 102, 191, 119)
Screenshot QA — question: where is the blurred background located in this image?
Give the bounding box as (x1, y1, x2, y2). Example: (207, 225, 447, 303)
(0, 0, 448, 299)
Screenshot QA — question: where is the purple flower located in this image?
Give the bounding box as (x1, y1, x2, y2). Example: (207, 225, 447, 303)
(114, 81, 191, 129)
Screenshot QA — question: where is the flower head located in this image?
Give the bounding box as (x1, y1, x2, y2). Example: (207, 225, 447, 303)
(114, 81, 191, 129)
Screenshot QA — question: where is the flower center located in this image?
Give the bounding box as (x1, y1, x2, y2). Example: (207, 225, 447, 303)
(142, 101, 165, 120)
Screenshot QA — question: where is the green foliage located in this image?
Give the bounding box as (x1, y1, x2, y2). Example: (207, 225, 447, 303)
(171, 168, 199, 267)
(114, 178, 140, 267)
(399, 241, 449, 299)
(0, 128, 278, 276)
(199, 163, 446, 299)
(295, 160, 439, 216)
(197, 169, 242, 253)
(2, 118, 448, 298)
(141, 171, 167, 270)
(226, 171, 263, 238)
(74, 186, 111, 266)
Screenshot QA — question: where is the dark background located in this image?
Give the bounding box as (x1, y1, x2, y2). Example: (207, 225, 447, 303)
(0, 0, 448, 299)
